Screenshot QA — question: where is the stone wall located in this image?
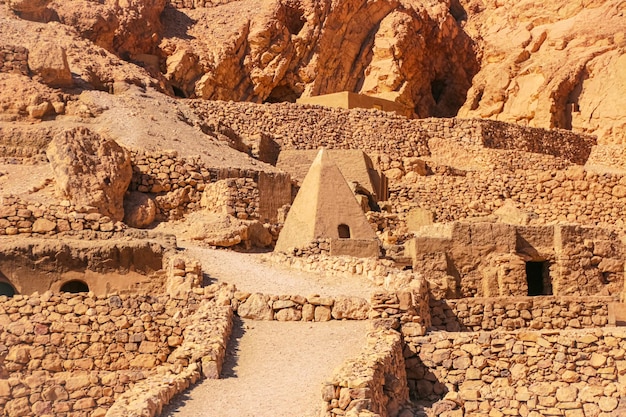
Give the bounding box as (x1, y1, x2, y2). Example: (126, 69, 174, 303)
(0, 46, 29, 75)
(166, 0, 240, 9)
(429, 296, 615, 332)
(0, 196, 122, 236)
(0, 290, 232, 417)
(222, 284, 430, 333)
(393, 166, 626, 227)
(267, 251, 423, 290)
(320, 329, 410, 417)
(403, 328, 626, 416)
(189, 101, 595, 170)
(201, 178, 260, 220)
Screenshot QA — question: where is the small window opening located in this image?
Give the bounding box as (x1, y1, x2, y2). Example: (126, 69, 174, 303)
(60, 280, 90, 294)
(526, 261, 548, 296)
(0, 282, 16, 297)
(338, 224, 351, 239)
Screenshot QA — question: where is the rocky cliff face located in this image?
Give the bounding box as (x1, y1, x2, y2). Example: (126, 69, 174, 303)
(459, 0, 626, 144)
(1, 0, 625, 142)
(159, 0, 479, 118)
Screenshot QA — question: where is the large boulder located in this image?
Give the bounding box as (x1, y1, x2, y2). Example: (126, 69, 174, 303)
(46, 127, 132, 222)
(27, 42, 73, 87)
(123, 192, 156, 229)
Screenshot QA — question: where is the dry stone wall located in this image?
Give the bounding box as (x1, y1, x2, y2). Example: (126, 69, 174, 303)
(393, 166, 626, 228)
(201, 178, 259, 220)
(429, 296, 615, 332)
(0, 291, 211, 417)
(166, 0, 240, 8)
(0, 46, 28, 75)
(189, 101, 595, 169)
(321, 329, 410, 417)
(403, 328, 626, 417)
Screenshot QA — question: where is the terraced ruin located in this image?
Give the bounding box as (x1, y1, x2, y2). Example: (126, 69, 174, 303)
(1, 0, 626, 416)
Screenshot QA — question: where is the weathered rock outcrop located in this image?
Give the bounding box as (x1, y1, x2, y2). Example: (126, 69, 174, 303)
(47, 0, 167, 58)
(459, 0, 626, 143)
(46, 127, 132, 222)
(160, 0, 479, 117)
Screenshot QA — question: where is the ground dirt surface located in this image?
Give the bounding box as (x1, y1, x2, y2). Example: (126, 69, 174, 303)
(182, 242, 379, 298)
(162, 319, 369, 417)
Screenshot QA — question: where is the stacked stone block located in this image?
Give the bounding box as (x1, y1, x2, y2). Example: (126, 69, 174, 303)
(0, 46, 29, 75)
(430, 296, 614, 332)
(403, 329, 626, 417)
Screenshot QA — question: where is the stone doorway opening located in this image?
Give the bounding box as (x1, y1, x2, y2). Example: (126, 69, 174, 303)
(525, 261, 550, 296)
(0, 282, 16, 297)
(60, 280, 90, 294)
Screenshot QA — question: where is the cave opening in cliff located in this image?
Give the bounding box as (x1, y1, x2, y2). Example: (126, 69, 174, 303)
(283, 2, 306, 35)
(172, 85, 187, 98)
(264, 85, 301, 103)
(0, 282, 16, 297)
(60, 280, 90, 294)
(449, 0, 467, 21)
(431, 79, 446, 104)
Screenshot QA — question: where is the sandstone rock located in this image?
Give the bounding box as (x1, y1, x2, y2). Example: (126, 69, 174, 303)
(46, 127, 132, 222)
(238, 293, 273, 320)
(123, 192, 156, 229)
(32, 218, 56, 233)
(160, 0, 478, 117)
(331, 297, 369, 320)
(28, 42, 73, 87)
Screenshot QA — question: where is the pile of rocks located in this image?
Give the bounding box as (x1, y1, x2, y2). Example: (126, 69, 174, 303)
(166, 0, 239, 8)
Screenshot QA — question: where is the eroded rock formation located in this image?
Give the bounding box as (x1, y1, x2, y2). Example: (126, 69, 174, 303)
(46, 127, 132, 222)
(160, 0, 479, 117)
(459, 0, 626, 143)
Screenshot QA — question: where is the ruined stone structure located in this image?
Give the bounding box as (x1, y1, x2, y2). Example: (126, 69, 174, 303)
(275, 149, 379, 258)
(296, 92, 413, 118)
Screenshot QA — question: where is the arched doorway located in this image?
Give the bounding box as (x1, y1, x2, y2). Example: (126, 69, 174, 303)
(60, 280, 89, 294)
(0, 282, 16, 297)
(338, 224, 351, 239)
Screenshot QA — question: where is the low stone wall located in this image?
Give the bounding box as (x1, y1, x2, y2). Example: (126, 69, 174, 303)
(320, 329, 410, 417)
(403, 328, 626, 416)
(166, 0, 240, 8)
(225, 286, 429, 334)
(266, 252, 422, 290)
(430, 296, 616, 332)
(105, 298, 233, 417)
(0, 45, 29, 75)
(0, 282, 236, 417)
(0, 196, 121, 236)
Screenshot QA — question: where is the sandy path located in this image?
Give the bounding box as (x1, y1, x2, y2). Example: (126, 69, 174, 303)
(162, 319, 368, 417)
(182, 243, 378, 298)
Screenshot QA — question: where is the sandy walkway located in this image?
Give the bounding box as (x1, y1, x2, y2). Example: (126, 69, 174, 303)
(162, 319, 368, 417)
(182, 243, 378, 298)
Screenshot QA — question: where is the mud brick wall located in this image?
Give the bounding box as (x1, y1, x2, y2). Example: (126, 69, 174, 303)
(429, 296, 615, 332)
(321, 329, 410, 417)
(0, 46, 29, 75)
(403, 329, 626, 416)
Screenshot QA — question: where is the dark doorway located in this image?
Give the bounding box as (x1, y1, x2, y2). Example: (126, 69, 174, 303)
(338, 224, 351, 239)
(60, 280, 89, 294)
(0, 282, 16, 297)
(526, 262, 547, 296)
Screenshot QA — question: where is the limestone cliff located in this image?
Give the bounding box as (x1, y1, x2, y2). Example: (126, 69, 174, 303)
(459, 0, 626, 144)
